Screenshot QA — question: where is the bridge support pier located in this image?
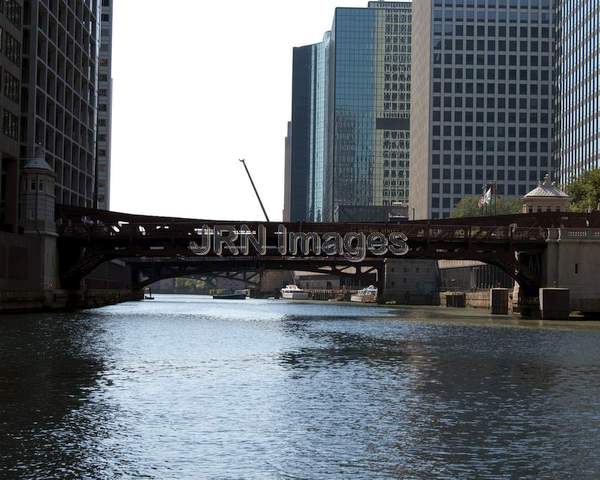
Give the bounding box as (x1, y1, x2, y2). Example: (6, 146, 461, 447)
(376, 265, 385, 304)
(512, 282, 541, 318)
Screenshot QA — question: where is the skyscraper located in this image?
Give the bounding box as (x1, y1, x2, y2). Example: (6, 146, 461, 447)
(328, 1, 411, 221)
(289, 43, 313, 222)
(283, 121, 292, 222)
(20, 0, 104, 208)
(288, 1, 412, 222)
(410, 0, 555, 219)
(289, 32, 331, 222)
(0, 0, 23, 231)
(555, 0, 600, 186)
(96, 0, 113, 210)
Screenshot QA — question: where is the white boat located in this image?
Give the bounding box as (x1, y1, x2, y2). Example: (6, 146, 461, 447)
(351, 285, 378, 303)
(280, 285, 309, 300)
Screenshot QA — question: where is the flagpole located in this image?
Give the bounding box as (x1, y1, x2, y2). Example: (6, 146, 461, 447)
(484, 184, 488, 217)
(480, 185, 484, 216)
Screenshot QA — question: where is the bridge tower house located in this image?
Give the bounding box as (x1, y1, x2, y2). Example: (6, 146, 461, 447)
(20, 154, 59, 290)
(21, 157, 56, 235)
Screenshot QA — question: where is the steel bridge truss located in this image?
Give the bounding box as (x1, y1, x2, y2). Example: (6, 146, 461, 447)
(55, 206, 600, 297)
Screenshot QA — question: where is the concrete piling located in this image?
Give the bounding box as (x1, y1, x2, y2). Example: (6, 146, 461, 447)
(539, 288, 570, 320)
(445, 292, 466, 308)
(490, 288, 510, 315)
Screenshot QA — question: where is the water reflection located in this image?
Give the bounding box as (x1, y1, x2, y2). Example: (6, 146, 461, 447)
(279, 321, 423, 369)
(0, 296, 599, 479)
(275, 315, 600, 478)
(0, 312, 112, 478)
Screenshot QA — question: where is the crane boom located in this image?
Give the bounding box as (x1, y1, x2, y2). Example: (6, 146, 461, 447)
(239, 159, 270, 222)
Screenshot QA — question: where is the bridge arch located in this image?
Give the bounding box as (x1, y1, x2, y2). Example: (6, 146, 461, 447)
(130, 259, 385, 292)
(56, 204, 590, 303)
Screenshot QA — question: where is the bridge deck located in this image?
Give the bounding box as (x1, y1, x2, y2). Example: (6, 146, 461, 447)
(55, 206, 598, 293)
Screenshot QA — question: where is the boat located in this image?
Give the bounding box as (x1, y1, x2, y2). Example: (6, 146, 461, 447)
(144, 287, 154, 300)
(350, 285, 378, 303)
(212, 291, 247, 300)
(280, 285, 309, 300)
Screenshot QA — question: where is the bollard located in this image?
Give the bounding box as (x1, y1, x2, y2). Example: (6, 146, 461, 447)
(445, 292, 466, 308)
(539, 288, 570, 320)
(490, 288, 510, 315)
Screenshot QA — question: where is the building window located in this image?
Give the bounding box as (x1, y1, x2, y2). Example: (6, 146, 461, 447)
(3, 71, 19, 103)
(3, 0, 22, 28)
(3, 31, 21, 66)
(2, 109, 18, 140)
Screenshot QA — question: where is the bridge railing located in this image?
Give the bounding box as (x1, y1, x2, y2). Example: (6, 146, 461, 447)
(57, 215, 549, 245)
(510, 227, 548, 242)
(547, 228, 600, 241)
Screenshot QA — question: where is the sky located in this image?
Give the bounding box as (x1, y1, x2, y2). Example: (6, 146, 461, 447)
(110, 0, 369, 221)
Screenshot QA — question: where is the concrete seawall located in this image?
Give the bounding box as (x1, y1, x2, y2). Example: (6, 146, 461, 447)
(440, 291, 503, 310)
(0, 289, 143, 314)
(0, 230, 141, 314)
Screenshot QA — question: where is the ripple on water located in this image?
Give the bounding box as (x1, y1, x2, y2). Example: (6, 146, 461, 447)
(1, 295, 600, 479)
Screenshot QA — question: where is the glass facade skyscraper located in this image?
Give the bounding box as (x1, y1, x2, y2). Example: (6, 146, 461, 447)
(410, 0, 555, 219)
(309, 33, 330, 222)
(289, 34, 330, 222)
(555, 0, 600, 186)
(329, 2, 411, 221)
(288, 1, 412, 222)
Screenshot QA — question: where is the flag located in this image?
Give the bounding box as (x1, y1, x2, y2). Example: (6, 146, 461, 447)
(478, 187, 492, 208)
(483, 187, 492, 205)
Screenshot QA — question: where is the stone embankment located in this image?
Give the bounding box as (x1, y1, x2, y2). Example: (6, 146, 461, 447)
(0, 289, 143, 314)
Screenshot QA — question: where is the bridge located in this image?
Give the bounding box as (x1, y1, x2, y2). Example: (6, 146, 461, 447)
(55, 205, 600, 307)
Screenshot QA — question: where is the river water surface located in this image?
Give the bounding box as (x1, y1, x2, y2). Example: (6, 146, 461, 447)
(1, 295, 600, 479)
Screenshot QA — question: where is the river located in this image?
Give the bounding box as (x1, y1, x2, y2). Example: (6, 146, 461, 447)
(1, 295, 599, 479)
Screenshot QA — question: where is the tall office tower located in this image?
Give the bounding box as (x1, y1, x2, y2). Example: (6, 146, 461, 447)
(288, 1, 411, 222)
(96, 0, 112, 210)
(20, 0, 102, 208)
(410, 0, 555, 219)
(327, 1, 412, 221)
(555, 0, 600, 186)
(0, 0, 23, 231)
(288, 44, 312, 222)
(283, 121, 292, 222)
(289, 32, 331, 222)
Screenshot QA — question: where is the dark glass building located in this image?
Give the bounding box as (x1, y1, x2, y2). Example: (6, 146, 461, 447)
(288, 1, 412, 222)
(555, 0, 600, 186)
(410, 0, 555, 219)
(329, 2, 412, 221)
(288, 32, 331, 222)
(289, 44, 313, 222)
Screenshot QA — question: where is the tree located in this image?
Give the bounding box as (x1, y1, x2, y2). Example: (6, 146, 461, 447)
(450, 196, 522, 218)
(566, 169, 600, 212)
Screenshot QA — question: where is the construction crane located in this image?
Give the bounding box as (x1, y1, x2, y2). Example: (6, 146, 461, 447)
(238, 159, 270, 222)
